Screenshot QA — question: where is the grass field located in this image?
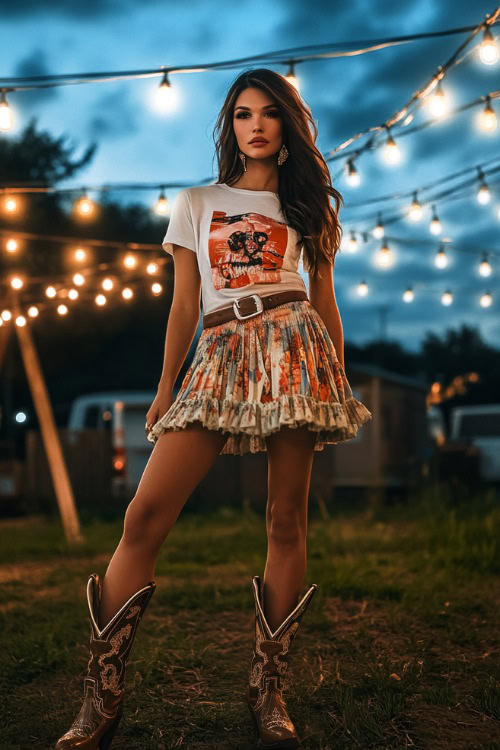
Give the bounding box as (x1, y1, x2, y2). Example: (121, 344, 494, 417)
(0, 482, 499, 749)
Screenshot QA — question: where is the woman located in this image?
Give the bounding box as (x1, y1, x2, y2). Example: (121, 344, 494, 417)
(55, 67, 372, 750)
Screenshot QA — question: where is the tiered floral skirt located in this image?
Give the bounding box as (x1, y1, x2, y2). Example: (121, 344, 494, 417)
(146, 299, 372, 455)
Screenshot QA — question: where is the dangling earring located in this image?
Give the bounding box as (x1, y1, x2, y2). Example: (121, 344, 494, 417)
(239, 151, 247, 172)
(277, 143, 289, 166)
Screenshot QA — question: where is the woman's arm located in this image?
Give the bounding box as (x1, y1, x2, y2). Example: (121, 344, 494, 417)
(308, 262, 345, 371)
(157, 245, 201, 391)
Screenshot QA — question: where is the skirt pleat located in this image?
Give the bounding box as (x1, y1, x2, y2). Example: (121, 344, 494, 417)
(147, 300, 373, 454)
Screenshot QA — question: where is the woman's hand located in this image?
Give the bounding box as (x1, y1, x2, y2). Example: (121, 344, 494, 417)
(145, 387, 175, 434)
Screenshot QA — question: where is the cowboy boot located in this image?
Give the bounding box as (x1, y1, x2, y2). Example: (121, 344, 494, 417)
(247, 575, 317, 749)
(55, 573, 156, 749)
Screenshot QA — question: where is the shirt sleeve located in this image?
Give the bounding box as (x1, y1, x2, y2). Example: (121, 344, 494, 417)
(162, 189, 197, 255)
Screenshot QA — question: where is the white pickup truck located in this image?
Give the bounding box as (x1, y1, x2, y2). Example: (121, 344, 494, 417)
(450, 404, 500, 481)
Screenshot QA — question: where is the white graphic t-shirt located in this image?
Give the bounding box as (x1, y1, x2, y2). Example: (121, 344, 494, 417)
(162, 182, 309, 315)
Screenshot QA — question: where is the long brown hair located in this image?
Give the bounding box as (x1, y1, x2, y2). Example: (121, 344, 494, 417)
(212, 67, 344, 278)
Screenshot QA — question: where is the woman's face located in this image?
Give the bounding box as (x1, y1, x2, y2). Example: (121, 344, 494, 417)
(232, 87, 283, 162)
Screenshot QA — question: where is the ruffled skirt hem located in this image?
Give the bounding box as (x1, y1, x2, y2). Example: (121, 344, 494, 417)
(147, 392, 373, 455)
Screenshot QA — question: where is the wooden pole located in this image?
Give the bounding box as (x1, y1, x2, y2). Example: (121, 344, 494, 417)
(12, 303, 84, 545)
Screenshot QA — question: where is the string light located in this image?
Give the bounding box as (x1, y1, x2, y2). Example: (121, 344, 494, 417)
(357, 280, 369, 296)
(122, 287, 134, 300)
(407, 192, 423, 222)
(435, 245, 448, 269)
(402, 287, 414, 302)
(74, 191, 96, 218)
(374, 240, 394, 268)
(372, 213, 385, 239)
(476, 169, 491, 204)
(153, 71, 178, 112)
(3, 195, 17, 213)
(57, 304, 68, 316)
(72, 273, 85, 286)
(382, 128, 402, 165)
(1, 310, 12, 321)
(441, 289, 453, 305)
(15, 315, 26, 327)
(425, 79, 450, 119)
(45, 286, 57, 298)
(146, 262, 159, 274)
(151, 282, 162, 295)
(480, 291, 493, 307)
(5, 238, 18, 253)
(284, 62, 299, 91)
(74, 247, 87, 262)
(101, 277, 114, 291)
(429, 204, 442, 235)
(10, 276, 23, 289)
(479, 253, 492, 276)
(123, 253, 137, 269)
(27, 306, 39, 317)
(0, 90, 13, 131)
(154, 189, 169, 215)
(479, 27, 499, 65)
(477, 96, 498, 131)
(345, 158, 361, 187)
(95, 294, 107, 306)
(345, 231, 359, 253)
(68, 288, 79, 300)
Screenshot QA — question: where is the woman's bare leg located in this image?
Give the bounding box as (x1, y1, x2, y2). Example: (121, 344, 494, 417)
(97, 421, 228, 629)
(263, 425, 317, 632)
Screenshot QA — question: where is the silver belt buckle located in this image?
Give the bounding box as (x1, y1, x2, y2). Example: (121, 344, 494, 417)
(232, 293, 264, 320)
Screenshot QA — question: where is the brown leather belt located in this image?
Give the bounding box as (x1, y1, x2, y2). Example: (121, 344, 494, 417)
(203, 290, 309, 329)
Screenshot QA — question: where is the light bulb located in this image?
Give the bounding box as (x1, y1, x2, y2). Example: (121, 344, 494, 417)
(345, 159, 361, 187)
(74, 247, 87, 262)
(154, 71, 178, 112)
(372, 217, 385, 239)
(346, 231, 359, 253)
(57, 304, 68, 316)
(68, 288, 79, 300)
(357, 280, 369, 296)
(441, 290, 453, 306)
(27, 306, 39, 317)
(480, 292, 492, 307)
(0, 91, 13, 131)
(284, 63, 299, 92)
(74, 193, 95, 217)
(10, 276, 23, 289)
(435, 247, 448, 268)
(154, 192, 169, 215)
(477, 182, 491, 204)
(6, 238, 18, 252)
(383, 133, 401, 164)
(375, 242, 394, 268)
(95, 294, 107, 306)
(15, 315, 26, 327)
(151, 282, 163, 295)
(403, 288, 414, 303)
(479, 28, 499, 65)
(479, 257, 492, 277)
(478, 98, 497, 131)
(124, 253, 137, 269)
(45, 285, 57, 298)
(73, 273, 85, 286)
(408, 195, 423, 222)
(4, 196, 17, 213)
(102, 277, 114, 291)
(429, 207, 442, 235)
(426, 80, 449, 118)
(146, 262, 159, 275)
(122, 287, 134, 300)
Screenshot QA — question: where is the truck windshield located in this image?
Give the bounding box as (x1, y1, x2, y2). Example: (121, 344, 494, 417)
(458, 413, 500, 438)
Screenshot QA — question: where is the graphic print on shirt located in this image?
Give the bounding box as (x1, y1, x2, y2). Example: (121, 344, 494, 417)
(208, 210, 290, 290)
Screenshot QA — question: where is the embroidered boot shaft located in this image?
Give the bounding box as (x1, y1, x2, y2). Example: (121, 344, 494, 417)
(55, 573, 156, 749)
(247, 575, 317, 749)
